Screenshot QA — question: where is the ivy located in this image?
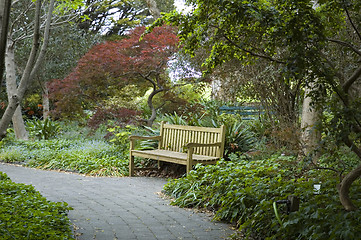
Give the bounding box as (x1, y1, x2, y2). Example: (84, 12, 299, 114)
(0, 172, 74, 239)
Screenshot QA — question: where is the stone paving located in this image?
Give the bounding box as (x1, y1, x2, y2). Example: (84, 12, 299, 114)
(0, 163, 235, 240)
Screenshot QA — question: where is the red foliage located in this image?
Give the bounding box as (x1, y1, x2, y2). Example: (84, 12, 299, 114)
(87, 106, 141, 130)
(48, 25, 179, 119)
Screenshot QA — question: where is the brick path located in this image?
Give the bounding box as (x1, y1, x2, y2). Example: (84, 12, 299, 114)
(0, 163, 235, 240)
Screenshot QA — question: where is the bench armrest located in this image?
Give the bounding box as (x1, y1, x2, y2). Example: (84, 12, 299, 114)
(184, 142, 222, 148)
(129, 135, 161, 141)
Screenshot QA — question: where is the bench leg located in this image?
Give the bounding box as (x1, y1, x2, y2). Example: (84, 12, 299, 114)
(186, 162, 193, 174)
(186, 148, 194, 174)
(129, 154, 135, 177)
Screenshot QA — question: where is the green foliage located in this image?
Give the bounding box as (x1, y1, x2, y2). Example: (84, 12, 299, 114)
(0, 138, 129, 177)
(223, 121, 256, 156)
(163, 112, 188, 125)
(0, 172, 74, 239)
(162, 109, 259, 157)
(107, 125, 137, 153)
(163, 154, 361, 239)
(26, 118, 61, 140)
(23, 94, 43, 119)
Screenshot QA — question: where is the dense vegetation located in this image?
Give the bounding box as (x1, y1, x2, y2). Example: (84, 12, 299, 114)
(164, 154, 361, 239)
(2, 102, 361, 239)
(0, 172, 74, 239)
(1, 0, 361, 239)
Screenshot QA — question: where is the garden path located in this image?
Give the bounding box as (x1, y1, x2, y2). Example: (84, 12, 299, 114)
(0, 163, 235, 240)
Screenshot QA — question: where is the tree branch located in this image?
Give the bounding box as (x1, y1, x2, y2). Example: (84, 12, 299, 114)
(342, 65, 361, 93)
(219, 31, 286, 64)
(344, 4, 361, 42)
(327, 38, 361, 57)
(27, 0, 55, 80)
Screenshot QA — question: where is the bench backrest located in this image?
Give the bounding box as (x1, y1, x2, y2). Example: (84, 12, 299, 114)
(159, 122, 226, 158)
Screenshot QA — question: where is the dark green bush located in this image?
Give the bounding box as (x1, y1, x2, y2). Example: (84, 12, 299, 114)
(163, 154, 361, 239)
(0, 172, 74, 239)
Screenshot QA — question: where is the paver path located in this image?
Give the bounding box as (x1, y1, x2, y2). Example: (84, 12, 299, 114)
(0, 163, 234, 240)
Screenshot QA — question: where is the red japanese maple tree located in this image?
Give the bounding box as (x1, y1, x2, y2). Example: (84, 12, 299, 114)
(49, 25, 179, 125)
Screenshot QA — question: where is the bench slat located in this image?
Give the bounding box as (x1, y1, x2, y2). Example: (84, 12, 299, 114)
(132, 149, 219, 162)
(163, 123, 223, 133)
(129, 122, 226, 176)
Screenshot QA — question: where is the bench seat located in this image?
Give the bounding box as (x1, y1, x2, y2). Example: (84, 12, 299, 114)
(129, 122, 226, 176)
(131, 149, 219, 164)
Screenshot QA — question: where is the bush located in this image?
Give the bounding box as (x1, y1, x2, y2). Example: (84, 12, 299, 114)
(0, 172, 74, 239)
(163, 154, 361, 239)
(0, 139, 129, 177)
(26, 118, 61, 140)
(87, 106, 141, 130)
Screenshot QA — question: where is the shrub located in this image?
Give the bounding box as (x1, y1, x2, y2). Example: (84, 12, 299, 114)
(26, 118, 61, 140)
(0, 139, 129, 177)
(0, 172, 74, 239)
(163, 154, 361, 239)
(87, 105, 141, 130)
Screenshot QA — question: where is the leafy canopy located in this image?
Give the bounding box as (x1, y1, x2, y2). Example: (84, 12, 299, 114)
(49, 25, 179, 119)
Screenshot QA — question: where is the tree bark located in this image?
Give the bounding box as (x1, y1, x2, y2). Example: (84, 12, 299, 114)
(300, 83, 321, 162)
(338, 163, 361, 211)
(5, 38, 29, 140)
(146, 87, 163, 127)
(0, 0, 12, 86)
(42, 83, 50, 120)
(145, 0, 161, 20)
(0, 0, 55, 140)
(12, 106, 29, 139)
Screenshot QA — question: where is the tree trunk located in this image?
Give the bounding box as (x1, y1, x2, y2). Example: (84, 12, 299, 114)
(338, 163, 361, 211)
(0, 0, 55, 140)
(42, 83, 50, 120)
(5, 38, 29, 140)
(338, 137, 361, 211)
(12, 106, 28, 139)
(145, 0, 161, 20)
(0, 0, 11, 86)
(146, 87, 161, 127)
(300, 83, 321, 162)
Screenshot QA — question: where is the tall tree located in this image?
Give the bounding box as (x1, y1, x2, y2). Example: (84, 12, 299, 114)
(0, 0, 83, 140)
(77, 0, 174, 36)
(151, 0, 361, 210)
(49, 25, 179, 126)
(0, 0, 11, 84)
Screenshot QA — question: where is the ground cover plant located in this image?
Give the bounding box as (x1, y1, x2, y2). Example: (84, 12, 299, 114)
(0, 137, 131, 177)
(0, 172, 74, 239)
(0, 121, 142, 177)
(163, 152, 361, 239)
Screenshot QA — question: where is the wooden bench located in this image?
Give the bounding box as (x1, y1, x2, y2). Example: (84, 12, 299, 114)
(129, 122, 226, 176)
